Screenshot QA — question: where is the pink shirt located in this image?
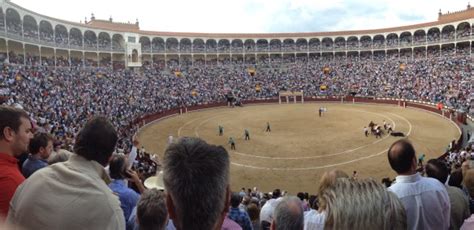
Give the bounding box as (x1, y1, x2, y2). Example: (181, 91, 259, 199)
(461, 214, 474, 230)
(222, 216, 242, 230)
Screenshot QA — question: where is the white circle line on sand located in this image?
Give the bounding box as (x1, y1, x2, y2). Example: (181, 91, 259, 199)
(228, 110, 398, 160)
(230, 148, 390, 171)
(228, 113, 414, 171)
(193, 114, 231, 137)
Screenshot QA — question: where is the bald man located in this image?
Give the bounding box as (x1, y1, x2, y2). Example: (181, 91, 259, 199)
(387, 139, 450, 230)
(271, 196, 304, 230)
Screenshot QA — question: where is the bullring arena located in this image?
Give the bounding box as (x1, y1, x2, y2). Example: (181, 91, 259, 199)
(138, 100, 461, 193)
(2, 0, 474, 229)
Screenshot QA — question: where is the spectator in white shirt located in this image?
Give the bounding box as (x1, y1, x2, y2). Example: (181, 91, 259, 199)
(387, 139, 451, 230)
(260, 189, 282, 228)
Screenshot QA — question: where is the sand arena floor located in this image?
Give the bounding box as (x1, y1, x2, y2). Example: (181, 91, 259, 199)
(138, 103, 460, 194)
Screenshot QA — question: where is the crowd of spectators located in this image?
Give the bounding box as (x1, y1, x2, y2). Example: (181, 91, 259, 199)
(3, 117, 474, 230)
(0, 49, 471, 158)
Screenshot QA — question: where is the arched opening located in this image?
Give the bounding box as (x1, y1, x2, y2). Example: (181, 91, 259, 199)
(441, 25, 455, 40)
(217, 39, 230, 52)
(321, 38, 333, 50)
(296, 39, 307, 51)
(193, 38, 205, 53)
(6, 8, 21, 36)
(99, 32, 111, 50)
(270, 39, 282, 52)
(152, 37, 165, 53)
(373, 35, 385, 48)
(400, 32, 412, 46)
(360, 36, 372, 48)
(427, 27, 440, 43)
(39, 20, 54, 43)
(256, 39, 268, 52)
(456, 22, 471, 39)
(231, 39, 243, 53)
(244, 39, 255, 52)
(413, 30, 426, 44)
(84, 30, 97, 49)
(139, 36, 151, 52)
(206, 39, 217, 53)
(55, 25, 68, 46)
(112, 34, 125, 51)
(69, 28, 83, 48)
(282, 39, 294, 51)
(23, 15, 38, 40)
(180, 38, 192, 53)
(334, 37, 345, 50)
(386, 33, 398, 47)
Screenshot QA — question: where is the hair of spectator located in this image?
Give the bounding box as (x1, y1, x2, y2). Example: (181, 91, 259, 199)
(308, 195, 319, 210)
(109, 154, 127, 180)
(230, 192, 242, 208)
(162, 137, 230, 230)
(73, 117, 118, 166)
(28, 132, 53, 155)
(272, 196, 304, 230)
(387, 139, 416, 174)
(317, 169, 349, 210)
(247, 203, 260, 222)
(272, 188, 281, 198)
(296, 192, 305, 201)
(137, 188, 168, 230)
(0, 105, 29, 140)
(448, 169, 464, 189)
(322, 178, 407, 230)
(463, 169, 474, 197)
(425, 159, 449, 183)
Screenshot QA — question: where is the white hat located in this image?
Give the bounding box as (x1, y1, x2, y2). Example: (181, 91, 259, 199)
(144, 171, 165, 190)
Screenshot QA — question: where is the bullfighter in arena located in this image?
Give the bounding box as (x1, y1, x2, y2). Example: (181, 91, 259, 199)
(266, 122, 271, 132)
(218, 125, 224, 136)
(228, 137, 236, 150)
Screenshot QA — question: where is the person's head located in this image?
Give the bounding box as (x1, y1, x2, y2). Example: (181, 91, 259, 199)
(271, 196, 304, 230)
(448, 169, 464, 189)
(109, 154, 129, 180)
(137, 188, 168, 230)
(387, 139, 417, 175)
(73, 117, 118, 166)
(162, 137, 230, 230)
(296, 192, 305, 201)
(230, 192, 242, 208)
(321, 178, 406, 230)
(464, 169, 474, 198)
(247, 203, 260, 222)
(318, 169, 349, 210)
(272, 189, 281, 199)
(381, 177, 392, 188)
(28, 132, 54, 160)
(0, 105, 33, 156)
(425, 159, 449, 183)
(308, 195, 318, 210)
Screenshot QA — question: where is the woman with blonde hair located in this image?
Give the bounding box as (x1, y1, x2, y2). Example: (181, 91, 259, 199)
(321, 178, 407, 230)
(304, 170, 348, 230)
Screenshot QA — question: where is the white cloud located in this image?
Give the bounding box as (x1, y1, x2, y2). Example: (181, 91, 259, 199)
(12, 0, 472, 33)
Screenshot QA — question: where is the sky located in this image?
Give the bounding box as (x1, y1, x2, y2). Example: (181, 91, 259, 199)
(13, 0, 472, 33)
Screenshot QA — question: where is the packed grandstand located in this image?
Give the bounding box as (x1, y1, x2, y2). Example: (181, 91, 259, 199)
(0, 0, 473, 229)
